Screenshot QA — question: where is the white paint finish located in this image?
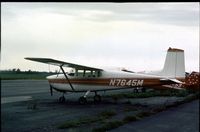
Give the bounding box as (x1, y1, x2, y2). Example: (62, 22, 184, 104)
(47, 48, 186, 92)
(147, 49, 185, 78)
(47, 70, 163, 80)
(161, 51, 185, 77)
(50, 83, 118, 92)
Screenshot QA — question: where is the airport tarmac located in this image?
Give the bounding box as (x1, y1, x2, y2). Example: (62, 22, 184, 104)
(111, 99, 199, 132)
(1, 80, 199, 132)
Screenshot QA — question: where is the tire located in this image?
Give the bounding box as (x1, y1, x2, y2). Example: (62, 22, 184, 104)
(59, 96, 65, 103)
(79, 97, 87, 105)
(94, 95, 101, 103)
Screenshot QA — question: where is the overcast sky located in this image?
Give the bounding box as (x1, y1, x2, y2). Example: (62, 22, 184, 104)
(1, 2, 199, 72)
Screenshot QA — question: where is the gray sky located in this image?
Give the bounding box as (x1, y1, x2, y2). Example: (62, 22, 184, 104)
(1, 2, 199, 72)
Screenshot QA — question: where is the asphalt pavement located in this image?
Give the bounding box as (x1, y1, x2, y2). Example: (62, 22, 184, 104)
(1, 80, 199, 132)
(110, 99, 199, 132)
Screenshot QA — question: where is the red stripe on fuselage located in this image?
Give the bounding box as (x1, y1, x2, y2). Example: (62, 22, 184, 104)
(48, 78, 183, 87)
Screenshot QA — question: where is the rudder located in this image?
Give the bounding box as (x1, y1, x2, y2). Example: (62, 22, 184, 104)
(159, 47, 185, 78)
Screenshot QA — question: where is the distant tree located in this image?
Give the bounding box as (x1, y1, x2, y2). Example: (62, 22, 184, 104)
(12, 68, 16, 72)
(16, 68, 21, 73)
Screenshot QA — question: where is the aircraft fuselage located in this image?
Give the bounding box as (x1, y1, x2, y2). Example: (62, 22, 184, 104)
(47, 70, 183, 92)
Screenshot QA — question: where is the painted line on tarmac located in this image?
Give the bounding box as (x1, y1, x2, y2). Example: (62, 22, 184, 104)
(1, 96, 32, 104)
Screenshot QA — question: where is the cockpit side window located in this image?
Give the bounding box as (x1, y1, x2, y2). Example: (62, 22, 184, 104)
(75, 69, 101, 78)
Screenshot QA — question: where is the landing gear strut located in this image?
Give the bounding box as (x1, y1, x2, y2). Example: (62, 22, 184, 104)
(78, 91, 102, 104)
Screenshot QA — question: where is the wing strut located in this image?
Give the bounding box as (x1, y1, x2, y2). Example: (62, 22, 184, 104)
(60, 65, 75, 91)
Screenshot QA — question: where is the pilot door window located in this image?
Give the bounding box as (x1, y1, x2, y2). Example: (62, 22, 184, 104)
(76, 70, 100, 78)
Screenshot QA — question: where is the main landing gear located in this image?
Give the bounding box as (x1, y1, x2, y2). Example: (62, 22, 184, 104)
(57, 91, 102, 104)
(58, 93, 66, 103)
(94, 92, 101, 103)
(78, 91, 102, 105)
(79, 96, 87, 105)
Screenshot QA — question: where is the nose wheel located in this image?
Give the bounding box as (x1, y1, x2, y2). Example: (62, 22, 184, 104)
(79, 96, 87, 105)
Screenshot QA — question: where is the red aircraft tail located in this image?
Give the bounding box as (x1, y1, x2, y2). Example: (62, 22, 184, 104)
(184, 71, 199, 91)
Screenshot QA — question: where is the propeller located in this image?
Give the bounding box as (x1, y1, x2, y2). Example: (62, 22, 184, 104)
(50, 85, 53, 96)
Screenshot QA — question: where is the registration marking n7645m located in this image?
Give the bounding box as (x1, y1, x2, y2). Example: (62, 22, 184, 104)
(109, 79, 144, 87)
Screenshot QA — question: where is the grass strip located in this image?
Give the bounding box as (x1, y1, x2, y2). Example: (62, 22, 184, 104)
(92, 120, 123, 132)
(58, 110, 116, 129)
(58, 116, 100, 129)
(92, 93, 199, 132)
(99, 110, 116, 118)
(122, 115, 140, 123)
(58, 93, 199, 130)
(108, 90, 191, 101)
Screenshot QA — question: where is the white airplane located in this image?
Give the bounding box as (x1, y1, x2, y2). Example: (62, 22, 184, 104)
(25, 47, 186, 104)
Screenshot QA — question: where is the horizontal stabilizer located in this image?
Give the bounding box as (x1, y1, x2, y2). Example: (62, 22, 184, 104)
(160, 78, 183, 84)
(162, 85, 184, 90)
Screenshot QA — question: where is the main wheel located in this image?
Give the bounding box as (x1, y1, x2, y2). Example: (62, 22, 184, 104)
(79, 97, 87, 105)
(59, 96, 65, 103)
(94, 95, 101, 103)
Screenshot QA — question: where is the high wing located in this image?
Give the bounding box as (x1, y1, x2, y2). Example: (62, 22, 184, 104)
(25, 57, 103, 71)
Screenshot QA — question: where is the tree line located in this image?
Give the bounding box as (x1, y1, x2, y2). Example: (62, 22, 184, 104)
(1, 68, 55, 73)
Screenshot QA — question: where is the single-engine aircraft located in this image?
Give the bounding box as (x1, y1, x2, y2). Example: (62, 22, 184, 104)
(25, 47, 187, 104)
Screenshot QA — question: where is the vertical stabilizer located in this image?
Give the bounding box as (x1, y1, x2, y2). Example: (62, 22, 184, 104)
(160, 47, 185, 78)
